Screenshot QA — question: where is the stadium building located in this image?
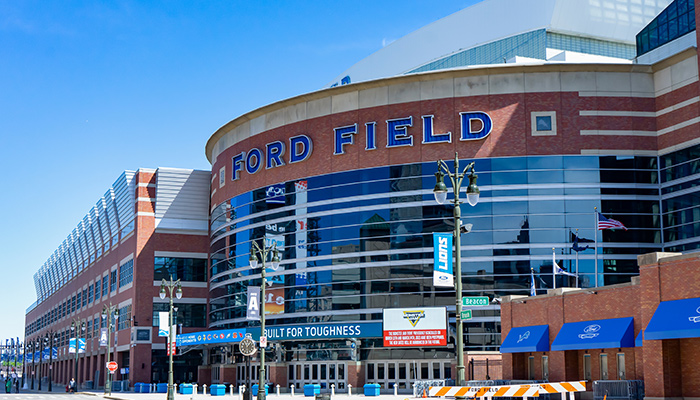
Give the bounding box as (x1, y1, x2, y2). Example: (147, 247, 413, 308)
(25, 0, 700, 394)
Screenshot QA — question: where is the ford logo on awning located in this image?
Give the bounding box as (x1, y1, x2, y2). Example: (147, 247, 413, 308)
(578, 324, 601, 339)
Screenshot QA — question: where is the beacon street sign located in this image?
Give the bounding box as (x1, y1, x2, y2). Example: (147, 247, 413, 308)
(462, 297, 489, 306)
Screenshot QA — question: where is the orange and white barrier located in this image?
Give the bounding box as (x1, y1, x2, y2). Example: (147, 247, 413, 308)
(428, 381, 587, 399)
(429, 384, 540, 398)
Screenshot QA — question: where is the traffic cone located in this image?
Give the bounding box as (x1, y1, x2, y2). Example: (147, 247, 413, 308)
(423, 389, 428, 398)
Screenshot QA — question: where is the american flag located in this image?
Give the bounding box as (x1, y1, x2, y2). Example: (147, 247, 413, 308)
(597, 213, 627, 231)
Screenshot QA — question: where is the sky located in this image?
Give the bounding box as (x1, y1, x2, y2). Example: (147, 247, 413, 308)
(0, 0, 480, 343)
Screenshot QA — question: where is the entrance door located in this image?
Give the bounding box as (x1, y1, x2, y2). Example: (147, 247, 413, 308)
(366, 361, 450, 392)
(287, 362, 346, 391)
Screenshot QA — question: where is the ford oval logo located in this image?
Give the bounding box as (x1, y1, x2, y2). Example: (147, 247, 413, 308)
(583, 324, 601, 333)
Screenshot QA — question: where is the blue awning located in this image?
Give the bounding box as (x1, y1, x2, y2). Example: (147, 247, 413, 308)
(635, 330, 643, 347)
(500, 325, 549, 353)
(645, 297, 700, 340)
(551, 317, 634, 351)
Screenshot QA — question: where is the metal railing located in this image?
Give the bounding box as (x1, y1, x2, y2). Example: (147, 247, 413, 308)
(593, 380, 644, 400)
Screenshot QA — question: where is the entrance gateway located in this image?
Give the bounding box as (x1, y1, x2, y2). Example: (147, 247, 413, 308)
(177, 314, 457, 391)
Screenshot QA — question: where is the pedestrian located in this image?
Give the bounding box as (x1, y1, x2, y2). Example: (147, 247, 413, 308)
(14, 378, 19, 393)
(69, 377, 77, 393)
(4, 377, 11, 393)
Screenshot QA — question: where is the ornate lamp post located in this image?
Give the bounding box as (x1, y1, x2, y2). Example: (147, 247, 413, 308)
(44, 331, 57, 392)
(101, 304, 118, 396)
(35, 338, 41, 391)
(433, 152, 480, 389)
(160, 276, 182, 400)
(70, 319, 85, 389)
(248, 241, 281, 400)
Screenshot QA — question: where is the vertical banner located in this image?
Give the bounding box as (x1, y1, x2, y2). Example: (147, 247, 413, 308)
(78, 338, 86, 354)
(99, 328, 108, 347)
(433, 232, 454, 287)
(247, 286, 261, 320)
(295, 180, 308, 310)
(69, 338, 76, 354)
(158, 312, 170, 337)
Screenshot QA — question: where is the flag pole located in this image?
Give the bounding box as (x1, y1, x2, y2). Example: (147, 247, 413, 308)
(552, 247, 557, 290)
(575, 229, 580, 288)
(594, 206, 598, 288)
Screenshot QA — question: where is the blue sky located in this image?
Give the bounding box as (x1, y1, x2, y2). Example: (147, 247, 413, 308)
(0, 0, 480, 343)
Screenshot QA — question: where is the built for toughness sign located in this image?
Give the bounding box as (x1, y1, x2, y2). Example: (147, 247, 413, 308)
(383, 307, 447, 347)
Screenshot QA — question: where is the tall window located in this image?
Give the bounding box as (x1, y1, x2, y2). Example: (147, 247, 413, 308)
(88, 285, 94, 304)
(583, 354, 592, 381)
(82, 289, 88, 307)
(542, 356, 549, 380)
(76, 292, 82, 310)
(600, 353, 609, 380)
(154, 257, 207, 282)
(117, 304, 132, 331)
(102, 275, 109, 296)
(152, 303, 207, 327)
(527, 356, 535, 380)
(94, 281, 101, 301)
(617, 353, 626, 380)
(110, 270, 117, 292)
(119, 259, 134, 288)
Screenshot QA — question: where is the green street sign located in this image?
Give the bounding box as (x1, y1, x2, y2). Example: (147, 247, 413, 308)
(462, 296, 489, 306)
(460, 310, 472, 320)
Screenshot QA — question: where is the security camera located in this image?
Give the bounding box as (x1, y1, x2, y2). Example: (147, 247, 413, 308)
(460, 222, 473, 234)
(491, 298, 502, 304)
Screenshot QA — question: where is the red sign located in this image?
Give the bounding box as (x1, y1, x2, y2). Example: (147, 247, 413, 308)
(167, 340, 176, 356)
(106, 361, 118, 373)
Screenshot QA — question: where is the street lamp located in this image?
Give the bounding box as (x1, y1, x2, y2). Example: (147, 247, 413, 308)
(433, 152, 480, 388)
(27, 342, 35, 390)
(101, 304, 118, 396)
(35, 338, 41, 391)
(248, 240, 281, 400)
(70, 319, 86, 389)
(44, 331, 57, 391)
(160, 276, 182, 400)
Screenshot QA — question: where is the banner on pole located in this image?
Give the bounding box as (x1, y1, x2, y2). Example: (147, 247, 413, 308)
(158, 312, 170, 337)
(247, 286, 261, 320)
(433, 232, 453, 287)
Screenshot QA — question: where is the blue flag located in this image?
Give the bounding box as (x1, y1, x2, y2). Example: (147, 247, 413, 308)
(530, 269, 536, 296)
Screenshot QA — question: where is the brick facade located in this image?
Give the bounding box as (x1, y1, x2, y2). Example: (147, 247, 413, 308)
(501, 252, 700, 399)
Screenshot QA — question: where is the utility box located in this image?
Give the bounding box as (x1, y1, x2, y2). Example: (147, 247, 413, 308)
(304, 384, 321, 396)
(364, 384, 381, 396)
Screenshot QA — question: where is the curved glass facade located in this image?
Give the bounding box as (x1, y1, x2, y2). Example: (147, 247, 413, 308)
(209, 154, 662, 351)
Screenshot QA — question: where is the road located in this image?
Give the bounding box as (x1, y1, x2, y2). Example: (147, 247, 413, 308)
(0, 395, 96, 400)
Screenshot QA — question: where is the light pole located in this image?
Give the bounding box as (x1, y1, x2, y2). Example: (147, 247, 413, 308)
(44, 331, 57, 391)
(35, 338, 41, 391)
(248, 240, 281, 400)
(102, 304, 118, 396)
(28, 342, 34, 390)
(160, 276, 182, 400)
(433, 152, 480, 388)
(70, 318, 85, 389)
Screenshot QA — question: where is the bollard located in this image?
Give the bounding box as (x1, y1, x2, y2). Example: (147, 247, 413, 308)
(394, 384, 397, 397)
(240, 386, 246, 400)
(561, 393, 566, 400)
(277, 384, 281, 396)
(331, 384, 335, 396)
(291, 385, 295, 397)
(203, 384, 207, 395)
(231, 384, 235, 396)
(174, 383, 178, 394)
(194, 383, 199, 394)
(348, 384, 352, 396)
(569, 392, 575, 400)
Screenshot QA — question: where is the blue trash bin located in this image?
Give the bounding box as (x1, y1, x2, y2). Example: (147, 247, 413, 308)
(157, 383, 168, 393)
(304, 384, 321, 396)
(140, 383, 152, 393)
(211, 384, 227, 396)
(364, 384, 381, 396)
(180, 383, 193, 395)
(252, 384, 269, 396)
(134, 383, 142, 393)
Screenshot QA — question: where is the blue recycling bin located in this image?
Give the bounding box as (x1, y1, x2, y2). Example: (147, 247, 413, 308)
(304, 384, 321, 396)
(211, 384, 227, 396)
(364, 384, 381, 396)
(140, 383, 152, 393)
(180, 383, 193, 395)
(134, 383, 142, 393)
(157, 383, 168, 393)
(252, 384, 269, 396)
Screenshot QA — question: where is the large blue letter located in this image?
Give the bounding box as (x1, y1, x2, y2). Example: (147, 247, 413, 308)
(365, 122, 377, 150)
(289, 135, 312, 163)
(334, 124, 357, 155)
(232, 152, 245, 181)
(422, 115, 451, 144)
(246, 148, 262, 174)
(460, 111, 492, 141)
(386, 117, 413, 148)
(266, 141, 286, 169)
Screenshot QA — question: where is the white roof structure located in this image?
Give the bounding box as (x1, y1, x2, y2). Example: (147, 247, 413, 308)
(327, 0, 671, 87)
